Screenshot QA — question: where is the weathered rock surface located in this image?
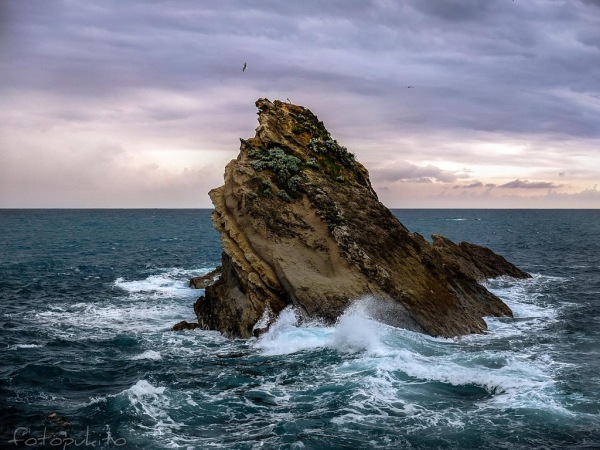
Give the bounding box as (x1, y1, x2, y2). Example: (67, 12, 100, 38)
(194, 99, 530, 338)
(432, 235, 531, 281)
(172, 320, 201, 331)
(189, 267, 222, 289)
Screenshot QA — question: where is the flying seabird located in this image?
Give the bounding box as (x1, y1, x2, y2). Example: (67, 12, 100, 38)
(242, 62, 247, 72)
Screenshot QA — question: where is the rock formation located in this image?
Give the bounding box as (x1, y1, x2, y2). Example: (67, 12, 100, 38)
(192, 99, 530, 339)
(189, 267, 221, 289)
(171, 320, 201, 331)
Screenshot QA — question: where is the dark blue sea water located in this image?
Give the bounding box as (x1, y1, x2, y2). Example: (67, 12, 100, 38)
(1, 209, 599, 449)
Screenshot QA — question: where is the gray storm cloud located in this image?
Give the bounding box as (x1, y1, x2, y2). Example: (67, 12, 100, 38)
(3, 0, 599, 137)
(372, 162, 459, 184)
(1, 0, 599, 207)
(499, 179, 563, 189)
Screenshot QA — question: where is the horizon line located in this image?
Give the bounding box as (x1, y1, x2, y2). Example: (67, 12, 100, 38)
(1, 207, 599, 211)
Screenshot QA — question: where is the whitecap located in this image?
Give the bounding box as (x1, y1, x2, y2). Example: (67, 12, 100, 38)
(132, 350, 162, 360)
(113, 267, 214, 300)
(27, 267, 214, 340)
(127, 379, 165, 397)
(256, 291, 570, 422)
(479, 273, 568, 338)
(255, 298, 389, 356)
(32, 300, 193, 338)
(330, 299, 388, 355)
(7, 343, 43, 350)
(121, 380, 183, 433)
(255, 307, 330, 355)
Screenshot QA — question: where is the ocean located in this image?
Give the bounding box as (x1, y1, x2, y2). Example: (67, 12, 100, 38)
(1, 209, 599, 449)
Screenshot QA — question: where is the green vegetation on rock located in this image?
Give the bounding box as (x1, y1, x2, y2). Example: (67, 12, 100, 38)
(249, 146, 303, 198)
(308, 137, 356, 169)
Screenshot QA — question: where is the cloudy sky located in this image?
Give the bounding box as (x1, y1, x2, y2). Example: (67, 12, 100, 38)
(1, 0, 599, 208)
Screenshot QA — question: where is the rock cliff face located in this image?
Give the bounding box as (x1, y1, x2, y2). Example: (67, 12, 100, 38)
(194, 99, 530, 338)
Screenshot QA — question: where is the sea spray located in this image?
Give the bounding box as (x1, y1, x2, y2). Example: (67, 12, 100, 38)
(114, 267, 214, 299)
(256, 297, 398, 356)
(330, 297, 388, 355)
(255, 307, 329, 355)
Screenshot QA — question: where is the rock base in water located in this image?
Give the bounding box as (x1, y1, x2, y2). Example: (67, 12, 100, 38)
(171, 320, 201, 332)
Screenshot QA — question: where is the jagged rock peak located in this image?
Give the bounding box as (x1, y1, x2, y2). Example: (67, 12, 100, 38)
(241, 98, 376, 198)
(192, 98, 530, 339)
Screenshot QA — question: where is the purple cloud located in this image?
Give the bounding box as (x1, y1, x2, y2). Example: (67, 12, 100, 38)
(499, 179, 562, 189)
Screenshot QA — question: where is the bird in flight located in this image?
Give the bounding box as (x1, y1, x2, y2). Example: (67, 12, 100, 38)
(406, 85, 414, 89)
(242, 62, 247, 72)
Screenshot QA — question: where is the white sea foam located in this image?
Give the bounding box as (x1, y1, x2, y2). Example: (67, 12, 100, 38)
(44, 266, 571, 445)
(330, 301, 387, 355)
(33, 300, 192, 337)
(391, 347, 550, 397)
(128, 379, 165, 397)
(255, 300, 390, 356)
(121, 380, 182, 435)
(28, 267, 212, 340)
(132, 350, 162, 360)
(255, 290, 568, 420)
(255, 308, 329, 355)
(481, 273, 565, 337)
(252, 307, 272, 333)
(330, 346, 570, 430)
(7, 343, 43, 350)
(114, 267, 214, 300)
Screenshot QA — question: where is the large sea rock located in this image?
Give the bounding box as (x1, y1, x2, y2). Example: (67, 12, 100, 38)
(193, 99, 530, 338)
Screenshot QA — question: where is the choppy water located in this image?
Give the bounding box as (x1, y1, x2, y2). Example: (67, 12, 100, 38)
(1, 209, 599, 449)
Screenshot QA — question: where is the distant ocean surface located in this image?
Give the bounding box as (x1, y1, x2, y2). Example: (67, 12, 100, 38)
(1, 209, 599, 449)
